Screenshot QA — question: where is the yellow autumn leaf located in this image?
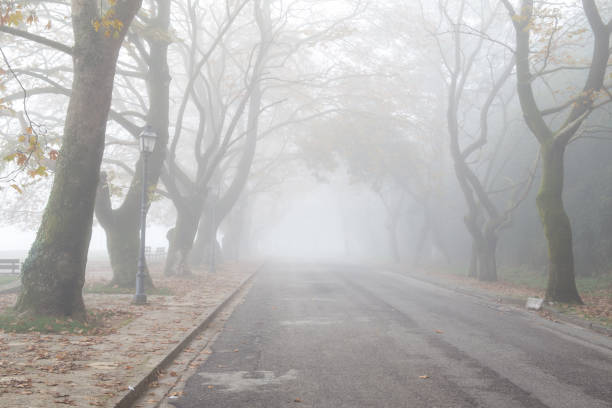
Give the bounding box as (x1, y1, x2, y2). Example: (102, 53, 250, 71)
(8, 10, 23, 26)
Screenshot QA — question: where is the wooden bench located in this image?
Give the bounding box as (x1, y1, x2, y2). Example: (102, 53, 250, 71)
(0, 259, 20, 274)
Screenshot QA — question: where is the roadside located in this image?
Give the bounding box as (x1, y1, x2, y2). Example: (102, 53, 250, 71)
(0, 262, 259, 407)
(390, 265, 611, 337)
(130, 280, 252, 408)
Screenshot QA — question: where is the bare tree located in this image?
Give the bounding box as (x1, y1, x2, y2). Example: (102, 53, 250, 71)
(501, 0, 611, 302)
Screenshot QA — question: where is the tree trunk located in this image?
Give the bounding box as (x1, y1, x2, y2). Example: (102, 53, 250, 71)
(96, 173, 154, 288)
(537, 143, 582, 303)
(164, 198, 202, 276)
(104, 216, 154, 288)
(190, 205, 214, 267)
(478, 228, 498, 282)
(15, 0, 141, 318)
(191, 221, 224, 267)
(468, 242, 478, 278)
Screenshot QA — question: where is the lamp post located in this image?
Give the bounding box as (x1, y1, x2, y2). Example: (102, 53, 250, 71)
(133, 125, 157, 305)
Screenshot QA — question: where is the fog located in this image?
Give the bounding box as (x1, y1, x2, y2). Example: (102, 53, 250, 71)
(0, 0, 611, 302)
(1, 1, 612, 406)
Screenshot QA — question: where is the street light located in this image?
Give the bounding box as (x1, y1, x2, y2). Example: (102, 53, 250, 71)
(133, 125, 157, 305)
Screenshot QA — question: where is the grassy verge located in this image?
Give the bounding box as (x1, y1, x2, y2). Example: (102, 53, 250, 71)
(0, 308, 132, 335)
(433, 265, 611, 327)
(0, 275, 19, 285)
(83, 282, 173, 296)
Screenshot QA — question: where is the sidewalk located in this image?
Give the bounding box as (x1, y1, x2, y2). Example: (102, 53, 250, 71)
(0, 262, 259, 407)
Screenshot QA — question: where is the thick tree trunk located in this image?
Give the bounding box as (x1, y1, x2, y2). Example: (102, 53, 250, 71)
(537, 143, 582, 303)
(104, 216, 154, 288)
(478, 228, 498, 282)
(191, 219, 224, 267)
(164, 198, 202, 276)
(190, 206, 214, 267)
(15, 0, 141, 318)
(96, 174, 154, 288)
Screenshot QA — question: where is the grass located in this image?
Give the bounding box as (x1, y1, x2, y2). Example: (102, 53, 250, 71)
(83, 282, 173, 296)
(0, 275, 19, 285)
(437, 265, 612, 327)
(444, 264, 612, 296)
(0, 308, 125, 334)
(498, 266, 548, 290)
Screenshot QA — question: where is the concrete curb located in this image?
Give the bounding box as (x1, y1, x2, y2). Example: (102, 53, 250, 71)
(540, 304, 612, 337)
(113, 266, 262, 408)
(390, 269, 611, 337)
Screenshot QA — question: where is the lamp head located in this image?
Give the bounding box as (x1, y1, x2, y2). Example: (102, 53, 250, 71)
(139, 125, 157, 153)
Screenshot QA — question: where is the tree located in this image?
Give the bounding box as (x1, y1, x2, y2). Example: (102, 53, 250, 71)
(501, 0, 611, 302)
(12, 0, 142, 318)
(428, 0, 535, 281)
(161, 0, 268, 276)
(94, 0, 171, 288)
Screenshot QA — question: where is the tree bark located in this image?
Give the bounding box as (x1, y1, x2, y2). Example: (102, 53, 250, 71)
(164, 197, 202, 276)
(95, 174, 154, 288)
(190, 204, 220, 266)
(478, 226, 498, 282)
(15, 0, 142, 318)
(537, 143, 582, 303)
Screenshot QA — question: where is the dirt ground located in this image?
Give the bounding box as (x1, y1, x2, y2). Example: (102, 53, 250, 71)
(0, 262, 257, 407)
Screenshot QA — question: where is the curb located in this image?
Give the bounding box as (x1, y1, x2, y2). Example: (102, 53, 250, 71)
(541, 304, 611, 337)
(113, 266, 262, 408)
(390, 269, 611, 337)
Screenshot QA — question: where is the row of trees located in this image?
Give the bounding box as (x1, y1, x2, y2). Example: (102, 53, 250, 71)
(0, 0, 610, 319)
(0, 0, 363, 318)
(291, 0, 610, 303)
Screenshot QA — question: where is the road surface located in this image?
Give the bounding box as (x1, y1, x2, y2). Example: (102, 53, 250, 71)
(169, 263, 612, 408)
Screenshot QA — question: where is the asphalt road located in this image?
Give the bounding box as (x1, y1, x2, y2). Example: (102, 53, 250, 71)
(170, 263, 612, 408)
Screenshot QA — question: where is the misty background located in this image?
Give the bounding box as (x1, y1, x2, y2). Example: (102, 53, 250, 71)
(1, 0, 611, 284)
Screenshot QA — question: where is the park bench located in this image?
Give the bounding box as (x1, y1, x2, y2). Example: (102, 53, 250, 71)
(0, 259, 20, 274)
